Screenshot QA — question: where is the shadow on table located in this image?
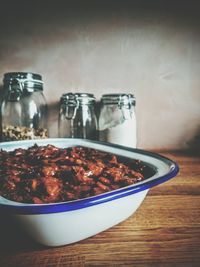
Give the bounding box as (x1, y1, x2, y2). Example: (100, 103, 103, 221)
(169, 127, 200, 158)
(0, 214, 43, 252)
(186, 128, 200, 156)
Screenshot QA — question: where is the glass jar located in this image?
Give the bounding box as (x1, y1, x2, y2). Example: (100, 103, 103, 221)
(58, 93, 97, 140)
(0, 72, 48, 141)
(98, 93, 137, 148)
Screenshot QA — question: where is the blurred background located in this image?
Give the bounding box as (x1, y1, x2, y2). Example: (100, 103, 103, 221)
(0, 0, 200, 150)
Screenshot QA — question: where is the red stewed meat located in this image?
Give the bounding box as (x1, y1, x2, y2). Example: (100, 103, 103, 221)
(0, 144, 154, 204)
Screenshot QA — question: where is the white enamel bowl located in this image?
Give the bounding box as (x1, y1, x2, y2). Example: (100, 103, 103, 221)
(0, 139, 179, 247)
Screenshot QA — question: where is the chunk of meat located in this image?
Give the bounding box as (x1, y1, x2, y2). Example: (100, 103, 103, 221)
(42, 177, 61, 198)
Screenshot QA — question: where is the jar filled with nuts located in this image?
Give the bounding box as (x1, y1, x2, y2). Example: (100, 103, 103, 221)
(0, 72, 48, 141)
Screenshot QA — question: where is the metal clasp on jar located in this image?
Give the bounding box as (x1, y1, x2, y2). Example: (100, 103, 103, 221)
(118, 94, 135, 120)
(61, 93, 78, 120)
(7, 78, 24, 101)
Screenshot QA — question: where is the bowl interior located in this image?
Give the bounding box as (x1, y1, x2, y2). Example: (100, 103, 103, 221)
(0, 138, 178, 209)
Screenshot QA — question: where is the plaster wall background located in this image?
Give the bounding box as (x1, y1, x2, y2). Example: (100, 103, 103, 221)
(0, 1, 200, 150)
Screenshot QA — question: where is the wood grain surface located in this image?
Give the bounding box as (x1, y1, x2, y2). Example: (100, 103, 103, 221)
(0, 151, 199, 267)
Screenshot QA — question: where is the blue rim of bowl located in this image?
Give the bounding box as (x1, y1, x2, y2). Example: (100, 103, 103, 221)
(0, 140, 179, 215)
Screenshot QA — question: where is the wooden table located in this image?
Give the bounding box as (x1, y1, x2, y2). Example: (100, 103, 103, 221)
(0, 151, 199, 267)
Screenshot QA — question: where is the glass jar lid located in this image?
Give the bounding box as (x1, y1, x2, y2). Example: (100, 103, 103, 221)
(3, 72, 43, 93)
(60, 93, 96, 106)
(101, 93, 136, 107)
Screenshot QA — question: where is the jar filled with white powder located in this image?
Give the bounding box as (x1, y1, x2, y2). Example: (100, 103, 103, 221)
(98, 94, 137, 148)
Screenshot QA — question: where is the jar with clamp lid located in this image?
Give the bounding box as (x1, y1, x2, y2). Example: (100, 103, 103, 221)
(58, 93, 97, 140)
(0, 72, 48, 141)
(98, 93, 137, 148)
